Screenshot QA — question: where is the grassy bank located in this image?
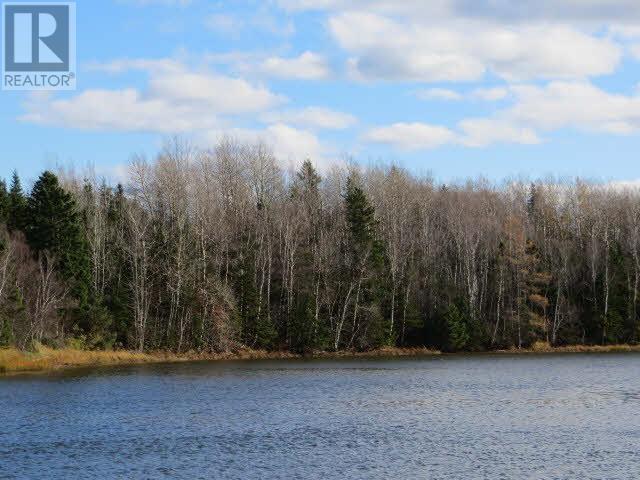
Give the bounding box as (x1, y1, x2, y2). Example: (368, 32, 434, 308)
(0, 345, 440, 374)
(500, 341, 640, 354)
(2, 343, 640, 375)
(0, 345, 301, 375)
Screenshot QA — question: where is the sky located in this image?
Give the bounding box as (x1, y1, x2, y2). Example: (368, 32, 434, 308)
(3, 0, 640, 186)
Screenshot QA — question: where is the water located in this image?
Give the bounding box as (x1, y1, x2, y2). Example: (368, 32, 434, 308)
(1, 354, 640, 479)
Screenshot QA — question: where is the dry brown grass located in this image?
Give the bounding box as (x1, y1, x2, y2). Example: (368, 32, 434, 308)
(0, 345, 307, 374)
(3, 342, 638, 375)
(497, 341, 640, 354)
(0, 345, 176, 374)
(0, 345, 443, 375)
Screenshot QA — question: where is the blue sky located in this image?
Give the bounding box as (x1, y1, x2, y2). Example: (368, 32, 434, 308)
(3, 0, 640, 185)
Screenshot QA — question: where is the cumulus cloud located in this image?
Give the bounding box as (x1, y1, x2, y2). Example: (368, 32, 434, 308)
(148, 72, 284, 113)
(457, 118, 540, 147)
(277, 0, 640, 24)
(363, 118, 538, 150)
(200, 123, 332, 169)
(21, 57, 337, 167)
(330, 12, 621, 82)
(261, 107, 357, 129)
(22, 61, 285, 133)
(362, 80, 640, 150)
(506, 81, 640, 134)
(364, 122, 456, 150)
(254, 51, 330, 79)
(20, 89, 223, 133)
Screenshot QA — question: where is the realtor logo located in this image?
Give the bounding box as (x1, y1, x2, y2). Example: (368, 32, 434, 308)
(2, 2, 76, 90)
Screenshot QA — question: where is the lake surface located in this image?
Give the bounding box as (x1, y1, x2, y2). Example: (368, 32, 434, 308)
(2, 354, 640, 479)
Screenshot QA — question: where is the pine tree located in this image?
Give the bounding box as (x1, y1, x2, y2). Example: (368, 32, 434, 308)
(7, 171, 27, 232)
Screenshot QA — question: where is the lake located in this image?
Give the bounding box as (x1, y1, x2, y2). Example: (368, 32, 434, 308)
(2, 354, 640, 479)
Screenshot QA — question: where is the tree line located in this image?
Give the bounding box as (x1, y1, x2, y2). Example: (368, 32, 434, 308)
(1, 139, 640, 353)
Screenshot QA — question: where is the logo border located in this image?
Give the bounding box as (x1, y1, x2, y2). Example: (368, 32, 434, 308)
(2, 1, 76, 91)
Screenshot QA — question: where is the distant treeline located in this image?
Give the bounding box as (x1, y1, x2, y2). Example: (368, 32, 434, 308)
(1, 139, 640, 353)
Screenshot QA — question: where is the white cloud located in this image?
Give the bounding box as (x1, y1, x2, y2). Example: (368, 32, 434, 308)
(200, 123, 332, 169)
(261, 107, 357, 129)
(148, 72, 284, 113)
(506, 81, 640, 134)
(330, 12, 621, 82)
(364, 122, 456, 150)
(415, 88, 462, 101)
(630, 44, 640, 59)
(267, 123, 326, 165)
(458, 118, 540, 147)
(21, 62, 285, 132)
(277, 0, 640, 23)
(471, 87, 509, 101)
(605, 179, 640, 191)
(362, 80, 640, 150)
(362, 118, 539, 150)
(255, 51, 330, 79)
(20, 89, 222, 133)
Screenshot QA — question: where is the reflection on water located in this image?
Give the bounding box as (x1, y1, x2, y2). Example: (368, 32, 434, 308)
(2, 354, 640, 479)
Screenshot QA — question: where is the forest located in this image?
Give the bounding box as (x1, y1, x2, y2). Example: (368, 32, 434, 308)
(1, 138, 640, 354)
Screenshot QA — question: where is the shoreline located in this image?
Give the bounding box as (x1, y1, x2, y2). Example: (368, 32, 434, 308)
(2, 344, 640, 376)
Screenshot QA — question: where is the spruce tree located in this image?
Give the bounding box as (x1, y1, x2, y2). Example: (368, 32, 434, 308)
(26, 171, 100, 338)
(104, 184, 132, 346)
(288, 160, 323, 352)
(7, 171, 27, 232)
(445, 302, 470, 352)
(343, 176, 387, 347)
(0, 179, 8, 224)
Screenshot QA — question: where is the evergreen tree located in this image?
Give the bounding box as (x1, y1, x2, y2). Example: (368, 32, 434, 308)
(103, 184, 132, 346)
(25, 171, 105, 340)
(294, 160, 321, 209)
(344, 176, 387, 348)
(445, 302, 470, 352)
(288, 160, 323, 352)
(7, 171, 27, 232)
(0, 179, 8, 224)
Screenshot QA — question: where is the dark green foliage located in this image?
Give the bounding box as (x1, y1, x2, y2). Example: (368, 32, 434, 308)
(25, 171, 107, 340)
(0, 287, 25, 348)
(343, 176, 388, 349)
(344, 177, 383, 265)
(444, 301, 470, 351)
(7, 171, 27, 232)
(602, 242, 629, 344)
(26, 172, 89, 285)
(0, 180, 8, 224)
